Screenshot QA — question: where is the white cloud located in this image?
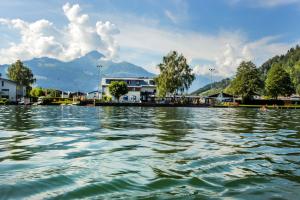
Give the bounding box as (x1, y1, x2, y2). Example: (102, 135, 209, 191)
(164, 10, 178, 24)
(35, 75, 48, 80)
(117, 22, 295, 77)
(0, 2, 119, 64)
(0, 2, 298, 79)
(193, 64, 212, 76)
(228, 0, 300, 7)
(164, 0, 188, 23)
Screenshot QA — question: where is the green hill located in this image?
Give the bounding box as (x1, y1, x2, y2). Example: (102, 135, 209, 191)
(260, 45, 300, 77)
(259, 45, 300, 94)
(190, 78, 231, 96)
(192, 45, 300, 96)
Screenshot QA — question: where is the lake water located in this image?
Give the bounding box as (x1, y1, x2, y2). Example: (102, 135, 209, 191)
(0, 106, 299, 199)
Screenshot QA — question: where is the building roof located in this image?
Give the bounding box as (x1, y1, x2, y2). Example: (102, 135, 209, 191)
(87, 90, 99, 94)
(102, 77, 156, 87)
(207, 92, 234, 98)
(102, 77, 154, 80)
(0, 77, 17, 85)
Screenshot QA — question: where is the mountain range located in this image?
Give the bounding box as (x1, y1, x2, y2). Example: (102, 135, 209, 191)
(0, 51, 155, 92)
(0, 50, 211, 93)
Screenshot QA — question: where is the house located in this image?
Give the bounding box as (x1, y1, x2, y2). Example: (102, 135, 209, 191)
(205, 92, 234, 105)
(69, 91, 86, 99)
(60, 90, 70, 98)
(101, 77, 156, 102)
(0, 76, 26, 103)
(86, 91, 101, 99)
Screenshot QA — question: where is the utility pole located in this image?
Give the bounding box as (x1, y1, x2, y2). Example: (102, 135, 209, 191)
(209, 68, 215, 90)
(97, 65, 103, 99)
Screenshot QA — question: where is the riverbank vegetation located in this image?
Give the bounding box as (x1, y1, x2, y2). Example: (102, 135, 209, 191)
(193, 45, 300, 102)
(0, 98, 8, 105)
(30, 87, 63, 98)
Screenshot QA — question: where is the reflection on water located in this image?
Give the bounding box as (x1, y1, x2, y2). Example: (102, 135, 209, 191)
(0, 106, 300, 199)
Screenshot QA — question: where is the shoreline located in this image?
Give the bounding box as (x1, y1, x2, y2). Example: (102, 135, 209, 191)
(2, 102, 300, 109)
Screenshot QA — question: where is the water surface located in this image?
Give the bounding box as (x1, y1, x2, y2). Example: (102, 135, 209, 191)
(0, 106, 299, 199)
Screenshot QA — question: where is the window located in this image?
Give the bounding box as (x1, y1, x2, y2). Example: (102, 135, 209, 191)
(1, 81, 3, 87)
(1, 89, 9, 91)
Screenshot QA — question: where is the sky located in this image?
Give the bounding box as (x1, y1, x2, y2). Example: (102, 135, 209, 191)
(0, 0, 300, 78)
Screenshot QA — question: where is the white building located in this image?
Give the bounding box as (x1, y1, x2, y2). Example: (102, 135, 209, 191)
(0, 77, 26, 102)
(86, 91, 101, 99)
(101, 77, 156, 102)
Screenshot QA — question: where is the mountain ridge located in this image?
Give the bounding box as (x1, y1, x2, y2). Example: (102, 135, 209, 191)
(0, 51, 155, 92)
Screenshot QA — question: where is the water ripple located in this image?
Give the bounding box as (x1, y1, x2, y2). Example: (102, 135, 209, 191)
(0, 106, 300, 199)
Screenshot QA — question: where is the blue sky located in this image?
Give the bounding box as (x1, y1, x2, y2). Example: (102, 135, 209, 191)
(0, 0, 299, 77)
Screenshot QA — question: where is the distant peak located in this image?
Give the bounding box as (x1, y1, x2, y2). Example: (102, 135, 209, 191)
(84, 50, 104, 59)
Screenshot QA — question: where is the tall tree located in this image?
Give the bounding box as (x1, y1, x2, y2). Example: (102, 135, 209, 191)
(44, 88, 59, 98)
(290, 61, 300, 95)
(155, 51, 195, 97)
(265, 63, 295, 99)
(229, 61, 263, 102)
(30, 87, 45, 97)
(108, 81, 128, 102)
(7, 60, 36, 91)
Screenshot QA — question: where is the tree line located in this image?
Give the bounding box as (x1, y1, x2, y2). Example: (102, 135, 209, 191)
(5, 45, 300, 102)
(225, 45, 300, 102)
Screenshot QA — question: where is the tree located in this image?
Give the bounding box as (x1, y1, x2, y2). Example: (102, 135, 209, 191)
(30, 87, 45, 97)
(290, 61, 300, 95)
(108, 81, 128, 102)
(265, 63, 295, 99)
(155, 51, 195, 97)
(44, 88, 58, 98)
(7, 60, 36, 92)
(229, 61, 263, 102)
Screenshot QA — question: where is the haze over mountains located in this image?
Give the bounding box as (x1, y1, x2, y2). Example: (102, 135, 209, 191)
(0, 51, 155, 92)
(0, 50, 211, 93)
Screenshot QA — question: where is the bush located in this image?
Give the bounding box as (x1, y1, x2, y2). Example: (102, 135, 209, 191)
(102, 95, 112, 102)
(0, 98, 8, 105)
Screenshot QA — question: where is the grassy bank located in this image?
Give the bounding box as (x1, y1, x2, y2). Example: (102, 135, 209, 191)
(214, 104, 300, 109)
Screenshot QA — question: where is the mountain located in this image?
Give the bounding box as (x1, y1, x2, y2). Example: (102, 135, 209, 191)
(191, 45, 300, 96)
(190, 78, 231, 96)
(0, 51, 154, 92)
(259, 45, 300, 94)
(260, 45, 300, 77)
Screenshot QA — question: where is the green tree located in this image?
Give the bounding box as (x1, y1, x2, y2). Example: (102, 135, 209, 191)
(155, 51, 195, 97)
(229, 61, 263, 102)
(30, 87, 45, 97)
(108, 81, 128, 102)
(44, 89, 58, 98)
(265, 63, 295, 99)
(7, 60, 36, 93)
(290, 61, 300, 95)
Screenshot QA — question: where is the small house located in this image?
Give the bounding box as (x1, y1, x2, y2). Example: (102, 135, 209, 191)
(86, 91, 101, 99)
(0, 76, 26, 103)
(205, 92, 234, 105)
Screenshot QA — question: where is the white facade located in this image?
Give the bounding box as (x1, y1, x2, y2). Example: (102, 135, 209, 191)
(0, 78, 17, 102)
(61, 91, 70, 98)
(86, 91, 101, 99)
(0, 78, 26, 102)
(101, 77, 156, 102)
